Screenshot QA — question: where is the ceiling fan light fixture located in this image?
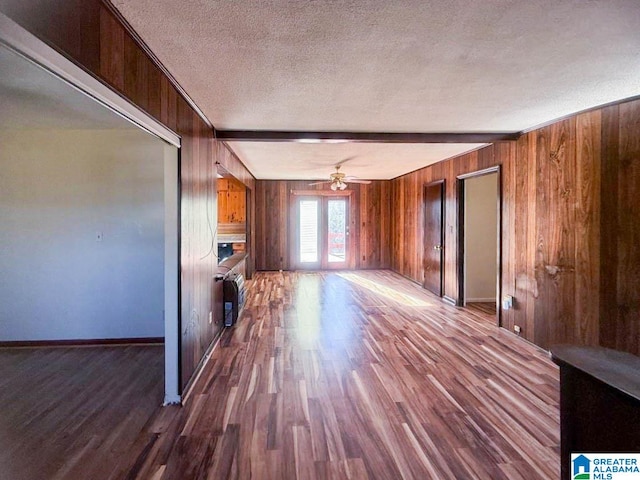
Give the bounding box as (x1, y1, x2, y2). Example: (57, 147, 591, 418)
(310, 163, 367, 189)
(330, 179, 347, 190)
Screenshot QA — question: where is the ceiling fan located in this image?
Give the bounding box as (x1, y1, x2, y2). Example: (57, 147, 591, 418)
(309, 165, 371, 191)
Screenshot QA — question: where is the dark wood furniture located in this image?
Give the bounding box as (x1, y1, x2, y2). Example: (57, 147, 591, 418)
(219, 252, 247, 279)
(213, 253, 248, 328)
(551, 345, 640, 480)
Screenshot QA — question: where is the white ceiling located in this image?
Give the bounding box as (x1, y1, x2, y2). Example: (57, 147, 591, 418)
(0, 46, 134, 130)
(227, 141, 486, 180)
(112, 0, 640, 179)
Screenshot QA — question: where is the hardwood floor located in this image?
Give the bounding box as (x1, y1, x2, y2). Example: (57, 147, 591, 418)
(132, 270, 560, 479)
(0, 345, 164, 480)
(466, 302, 498, 317)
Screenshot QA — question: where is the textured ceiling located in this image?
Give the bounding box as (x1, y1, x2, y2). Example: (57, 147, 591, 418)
(113, 0, 640, 179)
(0, 46, 134, 130)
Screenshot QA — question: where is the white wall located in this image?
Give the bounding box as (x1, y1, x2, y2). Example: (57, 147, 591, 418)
(0, 129, 166, 340)
(464, 173, 498, 302)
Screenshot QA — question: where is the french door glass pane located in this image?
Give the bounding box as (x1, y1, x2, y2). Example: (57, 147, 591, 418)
(299, 200, 319, 263)
(327, 199, 346, 263)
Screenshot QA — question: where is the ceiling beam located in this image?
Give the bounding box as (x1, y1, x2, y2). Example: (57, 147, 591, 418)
(215, 130, 520, 143)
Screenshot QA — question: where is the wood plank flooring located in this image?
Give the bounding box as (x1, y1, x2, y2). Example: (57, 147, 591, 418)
(0, 345, 164, 480)
(133, 270, 560, 479)
(466, 302, 498, 317)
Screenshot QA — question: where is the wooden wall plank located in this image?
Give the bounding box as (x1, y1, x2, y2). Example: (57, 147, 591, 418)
(350, 184, 359, 269)
(98, 7, 124, 91)
(380, 181, 391, 269)
(524, 132, 538, 343)
(255, 181, 266, 270)
(549, 119, 577, 346)
(403, 171, 415, 278)
(359, 183, 369, 268)
(599, 105, 620, 350)
(513, 133, 533, 341)
(278, 181, 288, 270)
(123, 34, 142, 110)
(477, 146, 494, 170)
(534, 126, 551, 347)
(397, 176, 406, 274)
(575, 111, 601, 347)
(159, 76, 178, 132)
(147, 62, 162, 120)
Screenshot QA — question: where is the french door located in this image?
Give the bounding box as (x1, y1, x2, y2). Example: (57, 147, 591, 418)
(293, 194, 349, 270)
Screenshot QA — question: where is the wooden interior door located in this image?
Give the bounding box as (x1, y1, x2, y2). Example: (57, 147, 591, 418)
(423, 181, 444, 296)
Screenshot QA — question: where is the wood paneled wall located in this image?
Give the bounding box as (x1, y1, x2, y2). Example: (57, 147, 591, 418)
(391, 99, 640, 355)
(255, 181, 391, 271)
(216, 142, 256, 276)
(218, 177, 247, 224)
(0, 0, 255, 391)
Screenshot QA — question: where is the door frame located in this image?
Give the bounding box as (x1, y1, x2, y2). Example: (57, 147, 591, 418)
(456, 166, 502, 326)
(423, 180, 445, 297)
(290, 190, 353, 270)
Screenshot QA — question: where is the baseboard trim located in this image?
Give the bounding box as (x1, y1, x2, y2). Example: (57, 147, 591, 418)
(466, 298, 496, 303)
(180, 328, 224, 405)
(0, 337, 165, 348)
(443, 295, 458, 306)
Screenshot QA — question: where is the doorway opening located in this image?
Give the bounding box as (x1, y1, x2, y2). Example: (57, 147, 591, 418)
(0, 15, 181, 404)
(292, 192, 350, 270)
(457, 167, 501, 325)
(217, 169, 248, 263)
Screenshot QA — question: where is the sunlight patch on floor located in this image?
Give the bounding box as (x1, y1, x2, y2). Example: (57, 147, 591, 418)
(337, 273, 435, 307)
(294, 275, 322, 346)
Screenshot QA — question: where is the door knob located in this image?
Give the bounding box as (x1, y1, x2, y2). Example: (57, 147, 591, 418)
(433, 245, 442, 250)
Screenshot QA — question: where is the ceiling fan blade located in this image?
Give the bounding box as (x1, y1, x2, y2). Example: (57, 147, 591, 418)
(335, 156, 358, 167)
(345, 179, 372, 184)
(308, 180, 330, 186)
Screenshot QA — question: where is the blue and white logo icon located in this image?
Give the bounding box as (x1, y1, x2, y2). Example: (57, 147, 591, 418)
(572, 454, 590, 479)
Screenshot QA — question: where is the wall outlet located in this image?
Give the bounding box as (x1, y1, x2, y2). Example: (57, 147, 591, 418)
(502, 294, 514, 310)
(514, 325, 521, 335)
